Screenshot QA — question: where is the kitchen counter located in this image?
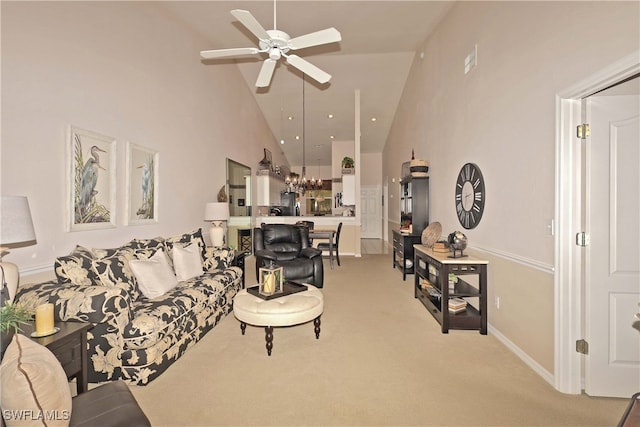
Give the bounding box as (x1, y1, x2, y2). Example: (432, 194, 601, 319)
(256, 215, 355, 226)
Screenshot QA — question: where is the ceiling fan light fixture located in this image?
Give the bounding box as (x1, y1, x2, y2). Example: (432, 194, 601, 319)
(269, 48, 282, 61)
(199, 4, 341, 88)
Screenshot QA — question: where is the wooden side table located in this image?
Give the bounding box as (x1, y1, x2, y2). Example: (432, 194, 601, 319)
(22, 321, 92, 394)
(237, 228, 252, 253)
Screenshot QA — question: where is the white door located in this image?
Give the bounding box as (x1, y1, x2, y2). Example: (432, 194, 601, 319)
(585, 78, 640, 397)
(361, 185, 382, 238)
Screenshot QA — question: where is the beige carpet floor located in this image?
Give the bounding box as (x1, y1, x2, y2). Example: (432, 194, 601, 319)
(129, 254, 627, 426)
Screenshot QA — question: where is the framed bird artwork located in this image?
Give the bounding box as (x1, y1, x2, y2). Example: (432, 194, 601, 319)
(67, 126, 116, 231)
(125, 142, 159, 226)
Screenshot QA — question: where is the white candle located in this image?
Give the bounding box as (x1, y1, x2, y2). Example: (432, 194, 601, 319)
(263, 273, 275, 294)
(35, 303, 54, 335)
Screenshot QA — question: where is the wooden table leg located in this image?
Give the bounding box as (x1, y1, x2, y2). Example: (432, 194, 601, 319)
(240, 322, 246, 335)
(314, 316, 321, 339)
(329, 240, 334, 269)
(77, 330, 88, 394)
(264, 326, 274, 356)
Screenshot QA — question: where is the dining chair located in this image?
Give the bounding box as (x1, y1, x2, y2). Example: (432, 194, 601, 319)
(296, 220, 315, 245)
(317, 222, 342, 267)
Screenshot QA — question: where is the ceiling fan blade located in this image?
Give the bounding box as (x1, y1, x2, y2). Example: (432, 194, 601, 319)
(255, 59, 277, 88)
(288, 28, 342, 50)
(231, 9, 270, 42)
(286, 55, 331, 84)
(200, 47, 260, 60)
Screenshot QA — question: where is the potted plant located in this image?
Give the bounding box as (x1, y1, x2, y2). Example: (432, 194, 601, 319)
(1, 303, 32, 355)
(341, 156, 354, 169)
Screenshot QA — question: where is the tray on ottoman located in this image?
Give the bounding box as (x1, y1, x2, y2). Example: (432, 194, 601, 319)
(247, 281, 308, 300)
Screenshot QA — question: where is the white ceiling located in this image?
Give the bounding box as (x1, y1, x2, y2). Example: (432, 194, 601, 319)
(162, 1, 454, 167)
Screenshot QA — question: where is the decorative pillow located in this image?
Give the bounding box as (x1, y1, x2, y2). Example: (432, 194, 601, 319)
(172, 243, 204, 281)
(54, 245, 97, 286)
(129, 248, 179, 299)
(92, 248, 142, 301)
(123, 237, 165, 251)
(0, 334, 72, 427)
(203, 247, 236, 271)
(90, 246, 121, 259)
(164, 229, 206, 263)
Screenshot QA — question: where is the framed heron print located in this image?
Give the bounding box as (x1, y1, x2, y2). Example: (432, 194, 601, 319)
(68, 126, 116, 231)
(125, 142, 159, 225)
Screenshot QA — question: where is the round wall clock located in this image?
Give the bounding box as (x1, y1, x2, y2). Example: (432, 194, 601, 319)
(455, 163, 485, 229)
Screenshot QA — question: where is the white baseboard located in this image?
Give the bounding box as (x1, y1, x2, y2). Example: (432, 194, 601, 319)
(489, 324, 555, 387)
(21, 264, 53, 276)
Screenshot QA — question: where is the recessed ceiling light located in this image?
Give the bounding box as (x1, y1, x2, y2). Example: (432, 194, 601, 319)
(295, 135, 300, 140)
(288, 116, 294, 120)
(371, 117, 377, 122)
(327, 114, 334, 119)
(330, 135, 335, 139)
(280, 139, 285, 145)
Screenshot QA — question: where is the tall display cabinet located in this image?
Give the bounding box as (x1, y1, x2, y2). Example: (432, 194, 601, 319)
(392, 175, 429, 280)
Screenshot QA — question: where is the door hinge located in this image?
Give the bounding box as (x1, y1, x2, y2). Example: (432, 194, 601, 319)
(577, 123, 590, 139)
(576, 339, 589, 355)
(576, 232, 589, 247)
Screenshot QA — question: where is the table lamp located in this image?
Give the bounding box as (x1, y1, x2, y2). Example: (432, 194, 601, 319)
(204, 202, 229, 247)
(1, 196, 37, 304)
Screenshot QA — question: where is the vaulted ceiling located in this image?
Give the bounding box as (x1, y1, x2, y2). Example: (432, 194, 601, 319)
(162, 1, 454, 167)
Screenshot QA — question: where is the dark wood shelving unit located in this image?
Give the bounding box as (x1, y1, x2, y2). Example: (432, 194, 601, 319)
(393, 175, 429, 280)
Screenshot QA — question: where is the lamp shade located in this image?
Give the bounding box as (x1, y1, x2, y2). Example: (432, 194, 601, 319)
(204, 202, 229, 222)
(1, 196, 36, 246)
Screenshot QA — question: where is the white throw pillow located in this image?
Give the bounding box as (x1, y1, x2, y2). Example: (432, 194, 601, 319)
(0, 334, 72, 427)
(129, 248, 179, 299)
(172, 243, 204, 281)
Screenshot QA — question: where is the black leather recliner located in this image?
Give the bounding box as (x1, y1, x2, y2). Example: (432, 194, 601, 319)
(254, 223, 324, 288)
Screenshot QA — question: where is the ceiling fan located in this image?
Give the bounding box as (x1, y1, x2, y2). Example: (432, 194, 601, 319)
(200, 3, 341, 88)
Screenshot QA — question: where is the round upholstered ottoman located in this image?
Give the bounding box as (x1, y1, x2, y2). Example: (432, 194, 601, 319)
(233, 285, 324, 356)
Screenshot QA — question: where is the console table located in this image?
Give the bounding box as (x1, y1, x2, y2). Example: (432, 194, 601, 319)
(413, 245, 488, 334)
(23, 321, 92, 394)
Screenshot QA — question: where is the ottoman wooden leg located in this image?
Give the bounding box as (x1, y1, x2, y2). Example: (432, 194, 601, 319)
(240, 322, 246, 335)
(265, 326, 274, 356)
(314, 316, 321, 339)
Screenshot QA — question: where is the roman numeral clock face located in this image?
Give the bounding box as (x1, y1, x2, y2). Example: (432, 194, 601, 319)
(455, 163, 485, 229)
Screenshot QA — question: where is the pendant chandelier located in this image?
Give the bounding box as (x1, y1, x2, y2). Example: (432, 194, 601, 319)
(285, 73, 322, 195)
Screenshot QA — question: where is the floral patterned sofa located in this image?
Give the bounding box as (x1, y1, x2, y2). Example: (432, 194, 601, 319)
(15, 229, 245, 386)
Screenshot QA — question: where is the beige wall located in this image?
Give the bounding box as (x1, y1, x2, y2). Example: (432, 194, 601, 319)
(477, 249, 555, 371)
(1, 2, 285, 276)
(384, 1, 639, 373)
(361, 152, 382, 187)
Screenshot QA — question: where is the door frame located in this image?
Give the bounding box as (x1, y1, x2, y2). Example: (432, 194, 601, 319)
(555, 50, 640, 394)
(383, 177, 389, 242)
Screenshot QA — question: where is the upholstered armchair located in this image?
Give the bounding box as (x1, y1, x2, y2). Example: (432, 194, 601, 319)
(253, 223, 324, 288)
